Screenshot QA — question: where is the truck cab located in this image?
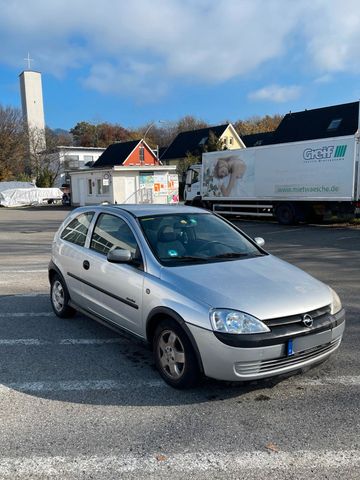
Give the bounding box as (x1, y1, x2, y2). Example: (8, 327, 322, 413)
(184, 164, 201, 204)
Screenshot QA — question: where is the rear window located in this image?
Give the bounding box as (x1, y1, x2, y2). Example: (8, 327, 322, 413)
(60, 212, 94, 247)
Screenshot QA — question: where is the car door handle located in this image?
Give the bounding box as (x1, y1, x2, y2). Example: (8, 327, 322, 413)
(83, 260, 90, 270)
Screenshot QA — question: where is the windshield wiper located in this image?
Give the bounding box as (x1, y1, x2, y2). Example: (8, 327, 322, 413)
(175, 255, 211, 262)
(211, 252, 250, 259)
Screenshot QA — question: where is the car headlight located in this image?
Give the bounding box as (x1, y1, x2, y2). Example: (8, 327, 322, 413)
(210, 309, 270, 334)
(330, 288, 342, 315)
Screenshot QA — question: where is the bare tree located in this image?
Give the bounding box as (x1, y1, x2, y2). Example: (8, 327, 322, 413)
(0, 105, 27, 181)
(234, 114, 283, 136)
(27, 127, 68, 187)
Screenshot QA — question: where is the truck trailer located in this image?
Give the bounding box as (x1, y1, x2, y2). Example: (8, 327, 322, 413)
(184, 133, 360, 224)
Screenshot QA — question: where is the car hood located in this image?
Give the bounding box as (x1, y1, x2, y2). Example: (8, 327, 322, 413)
(160, 255, 332, 320)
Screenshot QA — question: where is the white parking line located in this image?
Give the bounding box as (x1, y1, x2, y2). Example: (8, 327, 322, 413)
(0, 338, 125, 346)
(3, 293, 46, 298)
(0, 379, 163, 393)
(0, 312, 53, 318)
(0, 450, 359, 477)
(301, 376, 360, 386)
(262, 228, 305, 235)
(0, 269, 48, 273)
(0, 376, 359, 395)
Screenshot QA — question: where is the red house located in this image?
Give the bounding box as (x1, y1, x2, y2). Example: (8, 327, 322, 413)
(92, 139, 160, 168)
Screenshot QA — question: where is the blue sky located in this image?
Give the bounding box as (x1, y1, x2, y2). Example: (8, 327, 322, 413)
(1, 0, 360, 131)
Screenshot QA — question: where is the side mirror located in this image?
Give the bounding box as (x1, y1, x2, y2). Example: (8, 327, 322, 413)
(254, 237, 265, 247)
(107, 248, 132, 263)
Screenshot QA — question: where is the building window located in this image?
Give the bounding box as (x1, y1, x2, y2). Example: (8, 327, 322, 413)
(327, 118, 342, 131)
(88, 179, 93, 195)
(223, 137, 227, 145)
(97, 179, 102, 195)
(229, 137, 233, 145)
(64, 155, 80, 169)
(139, 146, 145, 164)
(103, 184, 110, 194)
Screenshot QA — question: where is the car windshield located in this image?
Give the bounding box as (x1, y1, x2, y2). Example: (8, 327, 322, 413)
(138, 213, 264, 266)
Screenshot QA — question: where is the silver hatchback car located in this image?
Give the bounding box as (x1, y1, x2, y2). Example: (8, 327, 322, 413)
(49, 205, 345, 388)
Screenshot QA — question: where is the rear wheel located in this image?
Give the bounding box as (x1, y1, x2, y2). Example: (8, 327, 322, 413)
(50, 273, 76, 318)
(275, 203, 297, 225)
(153, 319, 200, 389)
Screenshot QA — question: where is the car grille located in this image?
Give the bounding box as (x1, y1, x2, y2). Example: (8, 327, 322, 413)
(234, 336, 341, 377)
(264, 305, 331, 328)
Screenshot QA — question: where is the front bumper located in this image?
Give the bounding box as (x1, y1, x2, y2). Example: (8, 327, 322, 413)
(187, 311, 345, 382)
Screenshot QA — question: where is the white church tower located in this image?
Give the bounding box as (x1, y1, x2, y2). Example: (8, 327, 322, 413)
(19, 54, 46, 154)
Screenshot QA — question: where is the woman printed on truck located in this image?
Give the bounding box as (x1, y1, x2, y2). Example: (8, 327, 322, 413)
(213, 156, 247, 197)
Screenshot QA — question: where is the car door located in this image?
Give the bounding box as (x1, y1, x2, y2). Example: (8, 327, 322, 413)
(56, 211, 95, 305)
(79, 212, 144, 336)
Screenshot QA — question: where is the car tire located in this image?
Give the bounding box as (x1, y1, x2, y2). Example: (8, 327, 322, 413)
(50, 273, 76, 318)
(275, 203, 297, 225)
(153, 319, 201, 389)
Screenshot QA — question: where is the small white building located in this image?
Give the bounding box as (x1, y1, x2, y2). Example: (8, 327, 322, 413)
(70, 166, 179, 206)
(69, 139, 179, 206)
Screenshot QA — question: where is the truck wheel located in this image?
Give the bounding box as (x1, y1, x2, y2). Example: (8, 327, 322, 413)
(275, 203, 296, 225)
(153, 319, 200, 389)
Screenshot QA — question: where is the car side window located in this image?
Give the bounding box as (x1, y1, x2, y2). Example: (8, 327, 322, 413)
(90, 213, 139, 257)
(60, 212, 94, 247)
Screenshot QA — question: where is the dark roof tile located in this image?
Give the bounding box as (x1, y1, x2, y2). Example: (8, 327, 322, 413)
(241, 131, 275, 147)
(92, 140, 140, 167)
(270, 102, 359, 144)
(160, 124, 229, 160)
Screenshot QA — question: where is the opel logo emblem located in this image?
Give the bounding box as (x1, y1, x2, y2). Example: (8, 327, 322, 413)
(303, 314, 313, 327)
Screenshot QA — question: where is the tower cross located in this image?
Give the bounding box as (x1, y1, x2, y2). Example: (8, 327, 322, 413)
(24, 53, 34, 70)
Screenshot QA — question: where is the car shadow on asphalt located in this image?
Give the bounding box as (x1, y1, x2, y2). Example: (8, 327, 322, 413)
(0, 294, 310, 407)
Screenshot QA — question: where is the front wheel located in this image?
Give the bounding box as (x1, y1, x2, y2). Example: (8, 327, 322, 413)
(153, 319, 200, 389)
(50, 273, 76, 318)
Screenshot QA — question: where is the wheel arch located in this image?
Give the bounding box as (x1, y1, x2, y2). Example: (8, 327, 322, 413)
(48, 260, 65, 284)
(146, 307, 204, 373)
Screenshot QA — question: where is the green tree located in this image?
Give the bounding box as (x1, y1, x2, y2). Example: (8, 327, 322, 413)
(70, 121, 131, 147)
(204, 130, 226, 152)
(36, 167, 55, 187)
(176, 152, 199, 179)
(70, 122, 97, 146)
(177, 131, 225, 179)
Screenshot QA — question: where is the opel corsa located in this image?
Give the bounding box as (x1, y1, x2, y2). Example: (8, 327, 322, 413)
(49, 205, 345, 388)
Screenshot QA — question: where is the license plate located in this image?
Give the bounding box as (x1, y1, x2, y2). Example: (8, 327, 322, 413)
(288, 329, 332, 356)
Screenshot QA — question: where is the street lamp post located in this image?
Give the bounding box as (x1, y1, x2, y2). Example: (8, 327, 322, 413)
(143, 120, 166, 162)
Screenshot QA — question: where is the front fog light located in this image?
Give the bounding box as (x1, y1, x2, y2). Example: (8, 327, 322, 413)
(210, 309, 270, 334)
(330, 288, 342, 315)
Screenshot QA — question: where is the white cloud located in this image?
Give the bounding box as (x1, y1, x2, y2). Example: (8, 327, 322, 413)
(248, 85, 302, 103)
(82, 62, 168, 102)
(303, 0, 360, 73)
(314, 74, 333, 84)
(0, 0, 360, 99)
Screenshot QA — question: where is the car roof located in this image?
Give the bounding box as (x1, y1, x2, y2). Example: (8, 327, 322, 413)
(84, 204, 208, 218)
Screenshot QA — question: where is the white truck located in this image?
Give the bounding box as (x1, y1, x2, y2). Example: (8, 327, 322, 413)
(184, 134, 360, 224)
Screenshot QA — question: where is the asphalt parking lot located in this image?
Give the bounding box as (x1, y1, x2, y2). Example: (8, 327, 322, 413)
(0, 206, 359, 479)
